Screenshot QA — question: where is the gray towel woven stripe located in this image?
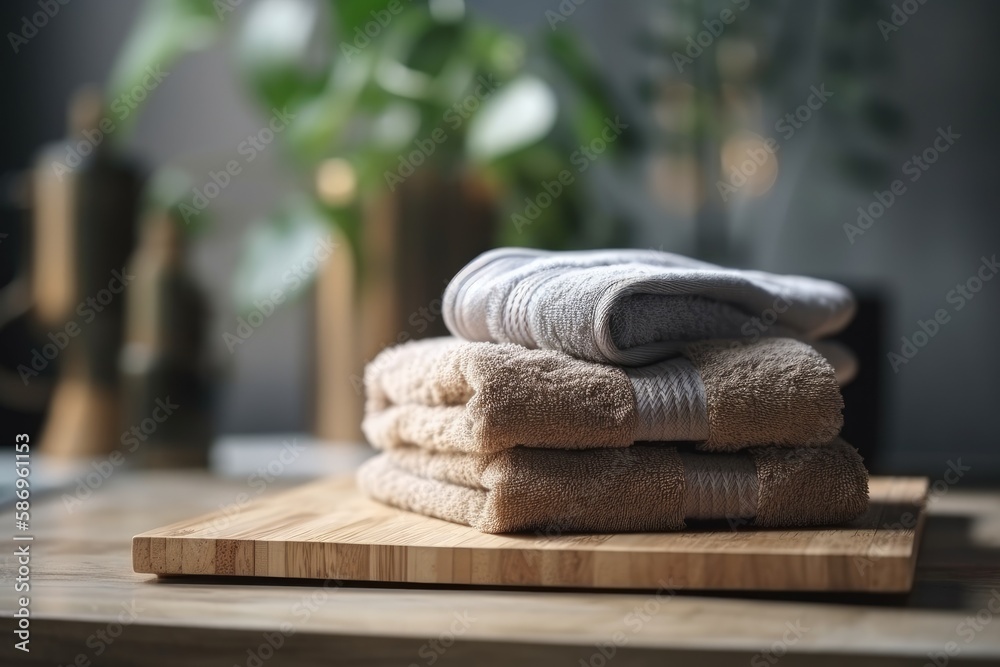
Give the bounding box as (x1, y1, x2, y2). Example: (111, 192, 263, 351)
(625, 358, 709, 442)
(501, 268, 556, 347)
(679, 450, 759, 521)
(444, 247, 856, 367)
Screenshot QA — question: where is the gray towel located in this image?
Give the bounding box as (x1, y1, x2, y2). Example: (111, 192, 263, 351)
(443, 248, 856, 366)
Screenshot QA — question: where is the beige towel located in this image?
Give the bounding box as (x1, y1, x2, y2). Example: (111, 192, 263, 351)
(363, 336, 843, 454)
(357, 440, 869, 533)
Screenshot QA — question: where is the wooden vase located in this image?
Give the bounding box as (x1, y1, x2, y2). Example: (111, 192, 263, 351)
(314, 168, 496, 442)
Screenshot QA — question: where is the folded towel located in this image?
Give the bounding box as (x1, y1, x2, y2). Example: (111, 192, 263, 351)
(363, 336, 843, 454)
(443, 247, 856, 366)
(357, 440, 869, 533)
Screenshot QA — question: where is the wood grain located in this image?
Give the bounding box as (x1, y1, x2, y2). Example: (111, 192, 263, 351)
(314, 172, 495, 443)
(6, 465, 999, 667)
(133, 476, 928, 592)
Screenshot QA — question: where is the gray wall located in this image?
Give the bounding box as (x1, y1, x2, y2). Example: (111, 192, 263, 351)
(5, 0, 998, 478)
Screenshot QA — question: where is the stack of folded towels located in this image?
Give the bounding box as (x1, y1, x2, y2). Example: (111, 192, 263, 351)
(357, 248, 869, 534)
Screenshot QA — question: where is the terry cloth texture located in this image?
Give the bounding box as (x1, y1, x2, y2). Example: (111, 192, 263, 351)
(356, 440, 869, 534)
(362, 336, 844, 454)
(442, 247, 856, 366)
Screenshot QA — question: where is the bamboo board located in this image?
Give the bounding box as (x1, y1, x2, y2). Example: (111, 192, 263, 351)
(133, 476, 927, 592)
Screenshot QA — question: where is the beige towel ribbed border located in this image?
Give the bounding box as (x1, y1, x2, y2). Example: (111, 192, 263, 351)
(357, 439, 869, 534)
(363, 336, 843, 454)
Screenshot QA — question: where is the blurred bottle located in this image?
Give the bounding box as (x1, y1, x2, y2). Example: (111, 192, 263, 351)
(31, 87, 141, 458)
(119, 204, 213, 467)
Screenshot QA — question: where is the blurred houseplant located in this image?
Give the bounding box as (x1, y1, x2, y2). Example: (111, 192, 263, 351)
(638, 0, 905, 464)
(107, 0, 633, 438)
(640, 0, 905, 262)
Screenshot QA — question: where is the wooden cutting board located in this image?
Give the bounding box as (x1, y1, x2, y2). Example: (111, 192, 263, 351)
(133, 476, 927, 592)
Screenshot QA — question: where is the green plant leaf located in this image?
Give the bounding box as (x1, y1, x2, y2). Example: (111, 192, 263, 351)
(236, 0, 329, 111)
(405, 22, 461, 76)
(466, 75, 558, 162)
(106, 0, 222, 139)
(330, 0, 388, 42)
(284, 52, 376, 161)
(232, 197, 335, 312)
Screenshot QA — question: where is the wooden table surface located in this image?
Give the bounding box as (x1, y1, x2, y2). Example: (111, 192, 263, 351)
(2, 457, 1000, 666)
